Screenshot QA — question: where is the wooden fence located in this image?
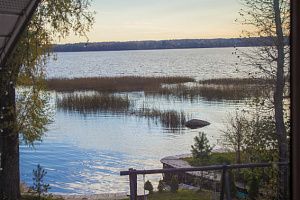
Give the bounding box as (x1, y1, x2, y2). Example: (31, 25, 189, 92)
(120, 162, 290, 200)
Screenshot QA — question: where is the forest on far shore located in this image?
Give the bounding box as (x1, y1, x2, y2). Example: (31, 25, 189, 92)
(54, 37, 278, 52)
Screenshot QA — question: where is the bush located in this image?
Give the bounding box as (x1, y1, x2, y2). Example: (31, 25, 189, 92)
(228, 170, 237, 197)
(214, 154, 231, 165)
(144, 180, 153, 194)
(249, 174, 260, 200)
(157, 179, 164, 193)
(170, 175, 179, 193)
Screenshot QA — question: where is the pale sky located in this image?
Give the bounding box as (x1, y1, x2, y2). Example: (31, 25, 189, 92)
(59, 0, 246, 44)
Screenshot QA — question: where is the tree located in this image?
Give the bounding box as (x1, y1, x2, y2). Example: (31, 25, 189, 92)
(191, 132, 214, 166)
(191, 132, 214, 192)
(31, 164, 51, 200)
(170, 175, 179, 193)
(237, 0, 290, 198)
(0, 1, 95, 199)
(222, 111, 247, 164)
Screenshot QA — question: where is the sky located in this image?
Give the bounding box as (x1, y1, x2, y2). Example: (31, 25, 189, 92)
(59, 0, 247, 44)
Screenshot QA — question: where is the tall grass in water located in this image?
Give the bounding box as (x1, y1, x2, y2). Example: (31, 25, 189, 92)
(46, 76, 195, 93)
(56, 94, 130, 113)
(146, 78, 271, 101)
(56, 93, 189, 130)
(133, 108, 189, 130)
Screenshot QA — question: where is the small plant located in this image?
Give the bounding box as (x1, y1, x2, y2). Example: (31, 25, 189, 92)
(31, 164, 51, 200)
(170, 175, 179, 193)
(248, 173, 260, 200)
(144, 180, 153, 194)
(191, 132, 214, 166)
(157, 179, 165, 193)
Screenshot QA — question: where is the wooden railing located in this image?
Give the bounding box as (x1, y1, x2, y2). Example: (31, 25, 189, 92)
(120, 162, 290, 200)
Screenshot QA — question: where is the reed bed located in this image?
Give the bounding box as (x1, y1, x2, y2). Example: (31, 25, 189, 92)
(56, 93, 131, 113)
(146, 78, 270, 101)
(198, 77, 273, 85)
(56, 93, 189, 130)
(132, 108, 189, 129)
(46, 76, 195, 93)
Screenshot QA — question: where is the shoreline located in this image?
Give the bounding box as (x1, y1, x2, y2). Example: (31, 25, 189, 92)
(21, 182, 128, 200)
(21, 149, 228, 199)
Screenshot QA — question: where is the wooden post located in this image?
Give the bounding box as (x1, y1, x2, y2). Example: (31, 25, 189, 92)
(225, 169, 231, 200)
(220, 163, 227, 200)
(129, 168, 137, 200)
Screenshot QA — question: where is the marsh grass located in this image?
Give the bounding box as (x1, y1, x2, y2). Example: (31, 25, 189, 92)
(56, 94, 131, 113)
(46, 76, 195, 93)
(146, 78, 271, 101)
(132, 108, 189, 129)
(47, 77, 270, 101)
(198, 77, 273, 85)
(56, 93, 189, 130)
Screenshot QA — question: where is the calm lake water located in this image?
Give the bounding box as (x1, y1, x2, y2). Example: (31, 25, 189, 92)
(20, 47, 254, 194)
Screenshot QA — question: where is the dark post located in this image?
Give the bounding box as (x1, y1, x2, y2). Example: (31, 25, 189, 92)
(220, 163, 227, 200)
(225, 169, 231, 200)
(129, 168, 137, 200)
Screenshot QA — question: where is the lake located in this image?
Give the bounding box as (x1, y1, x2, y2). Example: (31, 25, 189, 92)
(20, 47, 254, 194)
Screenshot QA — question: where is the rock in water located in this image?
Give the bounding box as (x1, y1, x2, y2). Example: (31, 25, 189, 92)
(185, 119, 210, 129)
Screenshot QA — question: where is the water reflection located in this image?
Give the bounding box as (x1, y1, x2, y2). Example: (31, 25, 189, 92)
(20, 91, 250, 194)
(20, 47, 257, 194)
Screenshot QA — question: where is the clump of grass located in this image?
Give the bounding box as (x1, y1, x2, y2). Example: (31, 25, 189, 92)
(161, 111, 187, 129)
(46, 76, 195, 93)
(56, 93, 131, 113)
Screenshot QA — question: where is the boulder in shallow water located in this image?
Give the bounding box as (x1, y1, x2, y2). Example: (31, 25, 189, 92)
(185, 119, 210, 129)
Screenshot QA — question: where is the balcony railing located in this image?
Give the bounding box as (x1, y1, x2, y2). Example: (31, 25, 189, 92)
(120, 162, 290, 200)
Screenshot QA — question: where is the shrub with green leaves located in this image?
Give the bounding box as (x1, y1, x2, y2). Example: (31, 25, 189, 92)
(157, 180, 165, 193)
(144, 180, 153, 194)
(249, 174, 260, 200)
(170, 175, 179, 193)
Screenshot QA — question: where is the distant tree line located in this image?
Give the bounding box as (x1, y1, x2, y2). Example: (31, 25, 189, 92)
(53, 37, 281, 52)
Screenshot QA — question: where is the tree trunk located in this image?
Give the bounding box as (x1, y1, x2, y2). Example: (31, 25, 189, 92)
(273, 0, 288, 199)
(0, 66, 20, 199)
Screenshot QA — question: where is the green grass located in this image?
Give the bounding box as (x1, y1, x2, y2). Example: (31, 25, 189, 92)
(147, 190, 217, 200)
(120, 190, 217, 200)
(182, 152, 237, 167)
